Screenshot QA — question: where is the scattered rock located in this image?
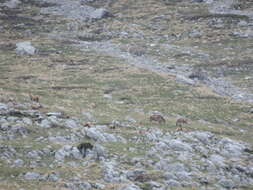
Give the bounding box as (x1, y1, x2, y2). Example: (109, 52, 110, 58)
(24, 172, 41, 180)
(15, 41, 36, 55)
(167, 163, 188, 173)
(0, 103, 8, 110)
(218, 178, 235, 189)
(168, 139, 193, 152)
(128, 46, 146, 56)
(46, 112, 63, 117)
(3, 0, 21, 9)
(92, 144, 107, 160)
(210, 154, 226, 168)
(22, 117, 33, 125)
(47, 172, 60, 182)
(39, 119, 52, 128)
(125, 116, 136, 123)
(78, 182, 92, 189)
(220, 139, 244, 157)
(71, 147, 83, 160)
(82, 112, 95, 122)
(90, 8, 112, 19)
(102, 161, 123, 182)
(176, 75, 195, 85)
(65, 119, 78, 129)
(166, 179, 181, 187)
(85, 127, 119, 142)
(93, 183, 105, 189)
(188, 68, 207, 81)
(192, 131, 213, 144)
(27, 150, 41, 159)
(48, 135, 68, 143)
(147, 181, 162, 188)
(103, 94, 112, 99)
(119, 184, 141, 190)
(13, 159, 24, 167)
(127, 170, 151, 182)
(188, 29, 203, 38)
(10, 124, 28, 137)
(55, 145, 82, 161)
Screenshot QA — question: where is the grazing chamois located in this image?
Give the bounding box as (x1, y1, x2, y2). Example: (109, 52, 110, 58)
(29, 93, 39, 102)
(83, 122, 91, 128)
(150, 114, 166, 124)
(176, 118, 188, 131)
(77, 142, 93, 158)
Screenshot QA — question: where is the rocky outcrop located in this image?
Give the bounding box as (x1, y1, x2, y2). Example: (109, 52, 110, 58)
(0, 101, 252, 189)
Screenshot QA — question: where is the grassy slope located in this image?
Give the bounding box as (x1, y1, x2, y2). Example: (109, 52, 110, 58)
(0, 0, 252, 189)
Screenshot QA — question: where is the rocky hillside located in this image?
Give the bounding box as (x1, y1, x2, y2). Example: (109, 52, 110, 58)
(0, 0, 253, 189)
(0, 100, 253, 190)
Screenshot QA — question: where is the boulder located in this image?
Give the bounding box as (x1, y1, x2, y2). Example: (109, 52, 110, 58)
(168, 139, 193, 152)
(13, 159, 24, 167)
(210, 154, 226, 168)
(16, 41, 36, 55)
(47, 172, 60, 182)
(55, 145, 82, 161)
(92, 144, 107, 160)
(166, 179, 181, 187)
(3, 0, 21, 9)
(90, 8, 112, 19)
(119, 184, 141, 190)
(0, 103, 8, 110)
(218, 178, 235, 189)
(24, 172, 41, 180)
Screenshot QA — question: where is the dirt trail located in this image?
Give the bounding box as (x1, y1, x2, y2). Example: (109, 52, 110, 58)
(77, 40, 253, 103)
(43, 0, 253, 104)
(47, 29, 253, 104)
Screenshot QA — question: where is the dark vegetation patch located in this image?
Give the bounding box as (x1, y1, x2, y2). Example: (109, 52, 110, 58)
(20, 0, 57, 8)
(185, 13, 249, 21)
(161, 0, 184, 6)
(0, 42, 16, 51)
(77, 142, 93, 157)
(78, 34, 112, 42)
(232, 0, 253, 10)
